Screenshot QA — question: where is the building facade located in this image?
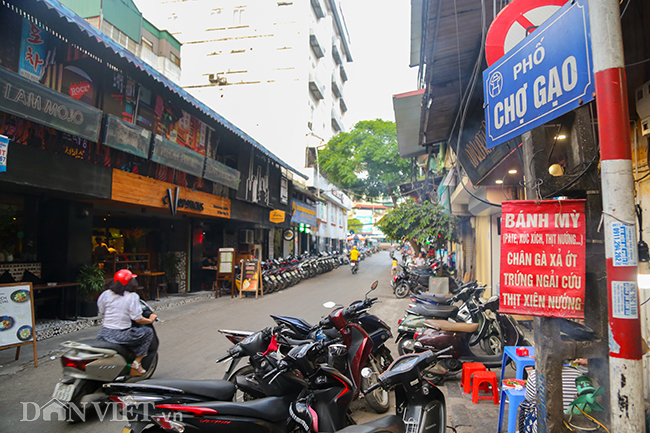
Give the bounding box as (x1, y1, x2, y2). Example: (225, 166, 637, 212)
(135, 0, 352, 172)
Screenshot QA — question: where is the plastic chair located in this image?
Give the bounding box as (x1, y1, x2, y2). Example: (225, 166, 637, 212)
(497, 387, 526, 433)
(471, 371, 499, 404)
(462, 362, 486, 394)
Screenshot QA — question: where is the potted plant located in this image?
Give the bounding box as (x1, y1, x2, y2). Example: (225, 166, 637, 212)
(76, 264, 106, 317)
(160, 252, 181, 293)
(123, 228, 145, 254)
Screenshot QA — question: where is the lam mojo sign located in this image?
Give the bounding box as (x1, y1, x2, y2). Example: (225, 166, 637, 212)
(499, 200, 586, 318)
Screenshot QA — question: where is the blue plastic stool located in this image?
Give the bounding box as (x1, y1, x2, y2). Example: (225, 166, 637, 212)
(497, 387, 526, 433)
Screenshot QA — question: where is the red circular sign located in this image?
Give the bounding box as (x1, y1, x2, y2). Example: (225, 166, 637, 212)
(485, 0, 567, 66)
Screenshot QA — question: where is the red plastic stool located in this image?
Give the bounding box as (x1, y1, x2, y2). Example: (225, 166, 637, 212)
(462, 363, 487, 394)
(471, 371, 499, 405)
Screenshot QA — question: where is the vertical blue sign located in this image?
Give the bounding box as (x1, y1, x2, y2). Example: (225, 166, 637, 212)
(0, 135, 9, 172)
(19, 18, 48, 82)
(483, 0, 594, 149)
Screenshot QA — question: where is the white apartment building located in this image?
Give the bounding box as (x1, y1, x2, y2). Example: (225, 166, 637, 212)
(136, 0, 352, 171)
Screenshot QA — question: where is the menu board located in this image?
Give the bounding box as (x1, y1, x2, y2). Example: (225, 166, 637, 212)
(240, 259, 263, 298)
(218, 248, 234, 274)
(0, 283, 37, 364)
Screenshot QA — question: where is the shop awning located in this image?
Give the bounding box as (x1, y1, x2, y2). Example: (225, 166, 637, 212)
(25, 0, 307, 180)
(393, 89, 426, 159)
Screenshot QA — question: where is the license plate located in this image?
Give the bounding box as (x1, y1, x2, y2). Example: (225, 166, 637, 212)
(52, 382, 75, 402)
(122, 428, 132, 433)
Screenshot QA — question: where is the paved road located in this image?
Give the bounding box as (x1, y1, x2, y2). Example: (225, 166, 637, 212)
(0, 251, 409, 432)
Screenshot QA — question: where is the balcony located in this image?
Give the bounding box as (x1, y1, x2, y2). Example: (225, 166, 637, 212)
(331, 108, 344, 132)
(332, 39, 342, 65)
(310, 32, 325, 58)
(310, 0, 325, 19)
(340, 64, 348, 82)
(331, 73, 342, 98)
(309, 72, 325, 100)
(339, 97, 348, 113)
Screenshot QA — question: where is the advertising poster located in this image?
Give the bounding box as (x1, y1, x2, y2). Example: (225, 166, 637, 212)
(0, 283, 35, 347)
(18, 19, 48, 82)
(499, 200, 586, 318)
(0, 135, 8, 172)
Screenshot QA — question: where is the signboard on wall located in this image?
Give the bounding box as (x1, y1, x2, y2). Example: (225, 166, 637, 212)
(104, 114, 151, 158)
(151, 134, 205, 177)
(18, 19, 48, 82)
(0, 135, 8, 172)
(499, 200, 586, 318)
(291, 199, 317, 226)
(0, 67, 103, 142)
(204, 157, 241, 190)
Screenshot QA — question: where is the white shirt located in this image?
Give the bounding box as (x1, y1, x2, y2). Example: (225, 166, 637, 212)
(97, 290, 143, 330)
(415, 257, 425, 267)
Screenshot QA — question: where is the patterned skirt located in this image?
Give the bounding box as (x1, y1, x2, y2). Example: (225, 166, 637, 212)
(97, 326, 154, 357)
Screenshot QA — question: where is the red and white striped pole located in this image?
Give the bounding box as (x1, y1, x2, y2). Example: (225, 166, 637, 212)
(589, 1, 645, 431)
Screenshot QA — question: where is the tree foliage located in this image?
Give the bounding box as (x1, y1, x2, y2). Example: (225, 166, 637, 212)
(318, 119, 410, 204)
(347, 218, 363, 233)
(377, 199, 458, 252)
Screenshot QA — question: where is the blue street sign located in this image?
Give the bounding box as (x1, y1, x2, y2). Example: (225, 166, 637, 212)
(483, 0, 594, 149)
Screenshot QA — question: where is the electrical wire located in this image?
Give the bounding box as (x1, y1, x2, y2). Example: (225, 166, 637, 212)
(620, 0, 632, 18)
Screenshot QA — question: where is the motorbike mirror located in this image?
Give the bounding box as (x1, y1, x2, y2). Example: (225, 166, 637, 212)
(371, 281, 378, 290)
(323, 301, 336, 309)
(361, 367, 373, 379)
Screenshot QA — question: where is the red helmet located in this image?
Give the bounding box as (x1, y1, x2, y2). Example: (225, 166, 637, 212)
(114, 269, 137, 285)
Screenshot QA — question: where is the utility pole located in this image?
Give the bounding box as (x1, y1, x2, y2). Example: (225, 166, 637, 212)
(589, 1, 645, 431)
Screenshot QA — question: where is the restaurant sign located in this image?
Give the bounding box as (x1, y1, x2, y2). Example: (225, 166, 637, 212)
(0, 67, 103, 142)
(204, 157, 241, 190)
(151, 134, 205, 178)
(269, 210, 286, 224)
(291, 199, 317, 226)
(500, 200, 586, 318)
(104, 114, 152, 159)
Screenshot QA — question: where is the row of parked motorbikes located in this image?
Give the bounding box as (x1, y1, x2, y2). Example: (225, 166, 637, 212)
(53, 268, 530, 433)
(238, 252, 348, 294)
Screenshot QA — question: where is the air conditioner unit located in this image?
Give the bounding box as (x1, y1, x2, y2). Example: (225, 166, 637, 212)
(240, 229, 254, 244)
(635, 80, 650, 136)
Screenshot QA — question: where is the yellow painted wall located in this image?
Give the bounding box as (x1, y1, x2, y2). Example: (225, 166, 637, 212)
(475, 215, 492, 297)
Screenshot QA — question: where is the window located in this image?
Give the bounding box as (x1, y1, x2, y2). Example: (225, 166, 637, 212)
(141, 37, 154, 52)
(233, 8, 246, 25)
(170, 52, 181, 67)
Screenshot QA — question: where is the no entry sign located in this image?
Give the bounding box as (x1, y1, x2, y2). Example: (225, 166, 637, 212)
(485, 0, 567, 67)
(499, 200, 586, 318)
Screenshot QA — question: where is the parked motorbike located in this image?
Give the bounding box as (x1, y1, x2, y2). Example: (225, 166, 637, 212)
(52, 299, 159, 422)
(395, 283, 485, 355)
(412, 296, 530, 384)
(106, 285, 381, 433)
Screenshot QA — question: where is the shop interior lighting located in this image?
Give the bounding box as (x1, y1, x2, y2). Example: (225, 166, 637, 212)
(495, 179, 504, 184)
(508, 169, 517, 174)
(554, 134, 567, 140)
(549, 164, 564, 176)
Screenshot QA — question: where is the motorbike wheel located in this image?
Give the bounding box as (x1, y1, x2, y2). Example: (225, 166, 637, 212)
(375, 346, 394, 372)
(397, 337, 416, 356)
(229, 364, 259, 402)
(143, 353, 159, 379)
(481, 334, 503, 355)
(394, 283, 410, 298)
(361, 356, 390, 413)
(67, 381, 99, 423)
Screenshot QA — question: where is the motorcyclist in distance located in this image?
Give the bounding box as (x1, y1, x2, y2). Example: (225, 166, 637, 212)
(96, 269, 157, 376)
(350, 245, 360, 271)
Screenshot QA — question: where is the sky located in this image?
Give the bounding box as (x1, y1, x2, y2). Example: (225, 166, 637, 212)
(132, 0, 418, 131)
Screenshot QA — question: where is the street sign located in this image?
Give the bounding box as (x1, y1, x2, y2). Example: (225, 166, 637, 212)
(483, 0, 594, 149)
(485, 0, 567, 67)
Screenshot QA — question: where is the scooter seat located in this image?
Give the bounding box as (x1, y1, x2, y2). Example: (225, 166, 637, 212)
(198, 394, 294, 422)
(407, 304, 458, 319)
(424, 319, 479, 334)
(144, 379, 236, 401)
(412, 293, 452, 303)
(337, 415, 405, 433)
(78, 338, 132, 359)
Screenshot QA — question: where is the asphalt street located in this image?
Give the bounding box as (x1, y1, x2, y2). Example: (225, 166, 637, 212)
(0, 251, 414, 433)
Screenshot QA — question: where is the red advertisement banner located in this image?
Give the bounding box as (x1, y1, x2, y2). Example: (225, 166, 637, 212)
(499, 200, 586, 318)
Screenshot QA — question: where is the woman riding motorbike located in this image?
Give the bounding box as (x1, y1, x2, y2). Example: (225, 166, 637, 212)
(96, 269, 157, 376)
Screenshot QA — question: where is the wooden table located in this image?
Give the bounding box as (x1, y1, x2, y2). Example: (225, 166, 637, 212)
(33, 282, 81, 320)
(138, 272, 165, 301)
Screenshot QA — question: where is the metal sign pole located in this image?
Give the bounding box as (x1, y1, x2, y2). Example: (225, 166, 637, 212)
(589, 1, 645, 431)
